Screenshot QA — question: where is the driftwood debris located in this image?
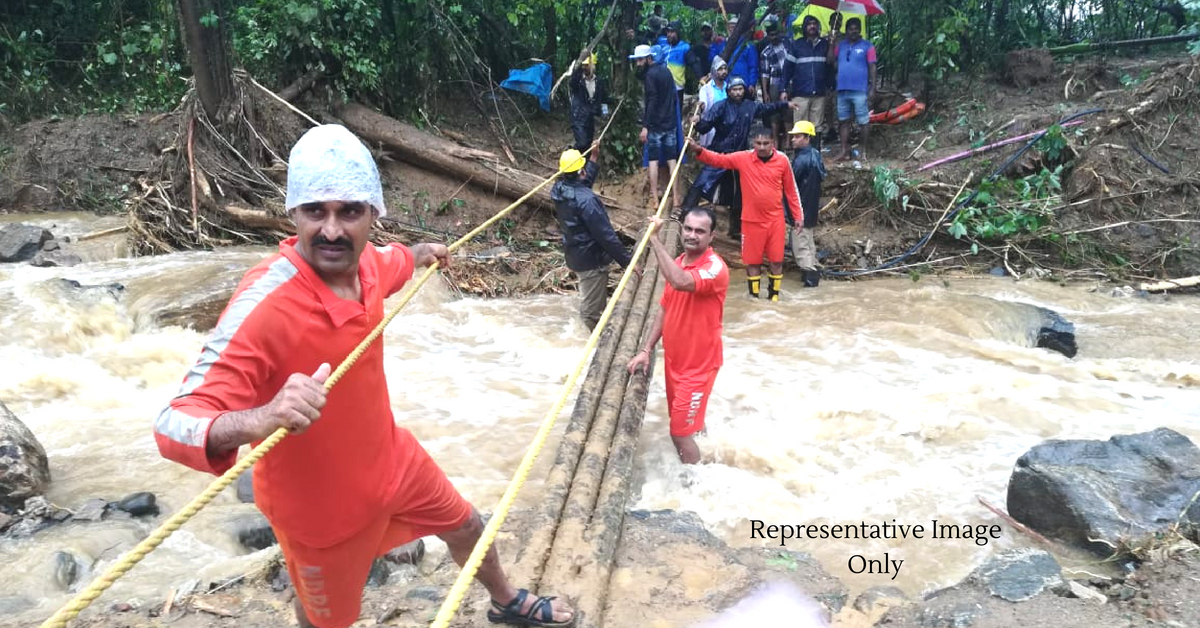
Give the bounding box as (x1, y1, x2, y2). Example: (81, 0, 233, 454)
(336, 103, 557, 211)
(1139, 275, 1200, 292)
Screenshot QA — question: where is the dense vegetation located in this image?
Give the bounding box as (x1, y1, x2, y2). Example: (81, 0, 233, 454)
(2, 0, 1198, 122)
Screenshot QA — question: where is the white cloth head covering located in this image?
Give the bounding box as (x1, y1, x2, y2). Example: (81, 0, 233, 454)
(711, 56, 728, 72)
(285, 124, 386, 216)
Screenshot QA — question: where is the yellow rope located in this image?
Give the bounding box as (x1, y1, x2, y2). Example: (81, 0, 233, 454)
(35, 99, 632, 628)
(429, 105, 701, 628)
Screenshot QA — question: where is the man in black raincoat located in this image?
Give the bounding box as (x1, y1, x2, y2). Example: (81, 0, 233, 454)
(569, 53, 608, 151)
(786, 120, 826, 287)
(551, 143, 633, 329)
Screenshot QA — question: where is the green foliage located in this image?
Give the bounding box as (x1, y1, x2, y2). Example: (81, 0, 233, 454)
(916, 9, 970, 81)
(948, 167, 1064, 242)
(1035, 125, 1068, 163)
(1183, 0, 1200, 55)
(871, 165, 910, 211)
(232, 0, 387, 101)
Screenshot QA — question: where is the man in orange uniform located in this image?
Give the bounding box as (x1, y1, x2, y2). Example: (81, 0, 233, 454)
(686, 128, 803, 301)
(627, 207, 728, 464)
(154, 125, 575, 628)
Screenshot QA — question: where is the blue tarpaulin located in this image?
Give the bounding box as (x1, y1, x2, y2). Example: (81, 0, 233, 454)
(500, 62, 553, 111)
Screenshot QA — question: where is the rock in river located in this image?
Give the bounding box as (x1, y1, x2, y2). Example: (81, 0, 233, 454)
(112, 492, 159, 517)
(0, 223, 52, 262)
(0, 400, 51, 511)
(1007, 427, 1200, 555)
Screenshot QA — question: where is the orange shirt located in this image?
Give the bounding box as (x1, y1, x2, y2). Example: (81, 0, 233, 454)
(154, 237, 417, 547)
(695, 147, 803, 226)
(661, 247, 729, 379)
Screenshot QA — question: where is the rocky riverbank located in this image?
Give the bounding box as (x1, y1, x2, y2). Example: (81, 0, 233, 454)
(6, 424, 1197, 628)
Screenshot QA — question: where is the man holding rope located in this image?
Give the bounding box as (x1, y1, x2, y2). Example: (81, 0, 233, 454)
(154, 125, 575, 628)
(627, 208, 728, 464)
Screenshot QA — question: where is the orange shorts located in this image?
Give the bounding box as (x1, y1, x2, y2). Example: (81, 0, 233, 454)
(740, 221, 787, 265)
(274, 442, 474, 628)
(665, 368, 720, 437)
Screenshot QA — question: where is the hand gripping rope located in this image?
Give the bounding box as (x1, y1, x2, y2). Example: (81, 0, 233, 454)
(428, 101, 703, 628)
(38, 99, 631, 628)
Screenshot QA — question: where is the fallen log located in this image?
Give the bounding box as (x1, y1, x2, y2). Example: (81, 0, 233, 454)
(1139, 275, 1200, 292)
(336, 103, 557, 211)
(1048, 33, 1200, 56)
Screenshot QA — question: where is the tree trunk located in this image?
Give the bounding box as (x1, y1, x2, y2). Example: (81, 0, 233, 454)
(542, 5, 558, 65)
(336, 103, 557, 211)
(176, 0, 233, 119)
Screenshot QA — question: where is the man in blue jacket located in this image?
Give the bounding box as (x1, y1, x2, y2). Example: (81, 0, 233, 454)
(552, 143, 633, 330)
(709, 17, 759, 92)
(781, 15, 831, 147)
(682, 78, 796, 238)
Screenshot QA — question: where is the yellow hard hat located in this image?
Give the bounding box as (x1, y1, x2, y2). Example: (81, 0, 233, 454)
(581, 52, 598, 66)
(789, 120, 816, 136)
(559, 149, 586, 173)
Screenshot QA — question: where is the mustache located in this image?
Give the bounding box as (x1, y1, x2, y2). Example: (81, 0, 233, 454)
(312, 235, 353, 249)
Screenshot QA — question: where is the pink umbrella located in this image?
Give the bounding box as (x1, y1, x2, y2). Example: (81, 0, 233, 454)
(807, 0, 886, 16)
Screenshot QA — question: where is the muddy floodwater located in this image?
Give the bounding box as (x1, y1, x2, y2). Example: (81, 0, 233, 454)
(1, 214, 1198, 625)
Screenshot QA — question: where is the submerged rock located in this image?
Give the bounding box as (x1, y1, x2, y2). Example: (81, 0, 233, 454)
(112, 492, 158, 517)
(29, 250, 82, 267)
(52, 550, 80, 590)
(0, 223, 52, 262)
(229, 512, 277, 551)
(1007, 427, 1200, 555)
(1034, 307, 1077, 358)
(0, 400, 51, 511)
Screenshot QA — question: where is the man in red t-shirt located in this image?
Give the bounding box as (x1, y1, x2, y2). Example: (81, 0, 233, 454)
(627, 207, 729, 464)
(686, 128, 803, 302)
(154, 125, 574, 628)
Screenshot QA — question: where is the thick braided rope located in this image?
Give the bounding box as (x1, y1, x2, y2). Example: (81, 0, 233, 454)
(37, 99, 627, 628)
(429, 105, 701, 628)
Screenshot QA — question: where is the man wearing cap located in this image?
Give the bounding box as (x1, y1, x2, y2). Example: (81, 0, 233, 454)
(695, 56, 729, 148)
(686, 128, 804, 302)
(684, 77, 797, 238)
(781, 15, 832, 146)
(787, 120, 826, 286)
(687, 22, 718, 87)
(154, 125, 576, 628)
(568, 52, 608, 151)
(664, 22, 690, 110)
(551, 142, 633, 329)
(631, 43, 682, 210)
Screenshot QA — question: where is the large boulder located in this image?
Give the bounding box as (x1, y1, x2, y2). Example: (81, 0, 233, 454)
(1007, 428, 1200, 555)
(0, 224, 52, 262)
(1035, 307, 1077, 358)
(0, 400, 51, 511)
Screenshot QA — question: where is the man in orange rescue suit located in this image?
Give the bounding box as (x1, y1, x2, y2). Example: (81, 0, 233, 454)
(153, 125, 575, 628)
(627, 207, 729, 464)
(686, 127, 803, 301)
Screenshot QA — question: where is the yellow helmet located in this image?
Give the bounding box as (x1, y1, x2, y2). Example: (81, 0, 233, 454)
(559, 149, 586, 173)
(789, 120, 816, 136)
(581, 52, 598, 66)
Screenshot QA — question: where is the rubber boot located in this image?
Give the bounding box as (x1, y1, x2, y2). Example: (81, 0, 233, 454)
(747, 275, 761, 298)
(767, 273, 783, 302)
(803, 269, 821, 287)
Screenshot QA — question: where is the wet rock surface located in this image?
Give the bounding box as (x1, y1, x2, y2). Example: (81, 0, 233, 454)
(112, 492, 159, 517)
(0, 400, 51, 512)
(968, 549, 1065, 602)
(0, 223, 52, 262)
(1034, 307, 1078, 357)
(1007, 427, 1200, 555)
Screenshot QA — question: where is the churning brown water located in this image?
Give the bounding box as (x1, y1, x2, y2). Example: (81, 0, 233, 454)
(1, 214, 1197, 625)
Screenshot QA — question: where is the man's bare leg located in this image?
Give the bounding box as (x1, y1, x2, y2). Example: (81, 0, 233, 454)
(647, 162, 661, 207)
(666, 159, 681, 207)
(439, 510, 574, 623)
(672, 435, 701, 464)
